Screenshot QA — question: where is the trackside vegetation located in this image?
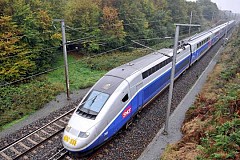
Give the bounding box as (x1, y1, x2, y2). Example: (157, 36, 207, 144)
(161, 26, 240, 160)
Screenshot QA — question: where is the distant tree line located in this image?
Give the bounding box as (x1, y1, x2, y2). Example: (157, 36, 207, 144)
(0, 0, 226, 84)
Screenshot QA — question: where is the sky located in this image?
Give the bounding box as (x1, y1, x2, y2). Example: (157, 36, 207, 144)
(186, 0, 240, 14)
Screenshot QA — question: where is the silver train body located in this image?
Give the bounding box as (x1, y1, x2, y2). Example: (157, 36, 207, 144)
(62, 20, 235, 153)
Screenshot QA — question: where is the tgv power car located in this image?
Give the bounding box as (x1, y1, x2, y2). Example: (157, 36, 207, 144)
(62, 20, 235, 153)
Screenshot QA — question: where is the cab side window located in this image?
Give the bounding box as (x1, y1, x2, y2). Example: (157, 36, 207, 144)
(122, 94, 129, 102)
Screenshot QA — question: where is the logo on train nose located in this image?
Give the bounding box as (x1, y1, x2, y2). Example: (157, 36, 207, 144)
(122, 106, 132, 118)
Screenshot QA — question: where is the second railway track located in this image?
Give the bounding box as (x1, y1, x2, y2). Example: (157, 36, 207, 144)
(0, 108, 74, 160)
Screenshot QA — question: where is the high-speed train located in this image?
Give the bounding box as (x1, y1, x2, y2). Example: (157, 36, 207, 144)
(62, 20, 235, 153)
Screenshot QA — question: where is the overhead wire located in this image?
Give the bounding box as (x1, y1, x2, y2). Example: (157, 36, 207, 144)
(0, 17, 202, 60)
(0, 35, 25, 41)
(61, 14, 196, 33)
(63, 21, 184, 44)
(0, 27, 61, 41)
(0, 45, 61, 60)
(0, 25, 201, 77)
(0, 43, 133, 87)
(1, 14, 228, 86)
(65, 17, 192, 45)
(65, 25, 94, 37)
(0, 12, 224, 43)
(35, 15, 204, 49)
(132, 37, 173, 41)
(0, 65, 64, 87)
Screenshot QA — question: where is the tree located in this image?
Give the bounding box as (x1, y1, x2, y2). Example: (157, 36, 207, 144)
(11, 0, 61, 71)
(148, 0, 173, 38)
(64, 0, 101, 52)
(153, 0, 168, 10)
(186, 1, 203, 25)
(167, 0, 188, 23)
(12, 1, 40, 47)
(0, 16, 35, 83)
(194, 0, 220, 29)
(117, 0, 149, 42)
(0, 0, 8, 16)
(101, 6, 126, 48)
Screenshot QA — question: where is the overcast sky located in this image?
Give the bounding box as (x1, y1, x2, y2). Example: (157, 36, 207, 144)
(186, 0, 240, 13)
(211, 0, 240, 13)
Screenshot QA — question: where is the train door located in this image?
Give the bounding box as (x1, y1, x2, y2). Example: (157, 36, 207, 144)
(136, 82, 143, 110)
(190, 44, 197, 65)
(119, 81, 135, 130)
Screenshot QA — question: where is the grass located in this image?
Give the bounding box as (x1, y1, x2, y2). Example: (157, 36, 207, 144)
(1, 115, 29, 130)
(161, 27, 240, 160)
(47, 55, 106, 90)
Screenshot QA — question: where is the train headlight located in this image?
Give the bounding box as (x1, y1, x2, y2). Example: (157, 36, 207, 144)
(65, 125, 71, 132)
(78, 131, 90, 138)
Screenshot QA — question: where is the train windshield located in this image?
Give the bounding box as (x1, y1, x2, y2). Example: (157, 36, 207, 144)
(77, 90, 110, 116)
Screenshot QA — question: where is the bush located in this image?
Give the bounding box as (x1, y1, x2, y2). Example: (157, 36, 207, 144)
(0, 77, 63, 130)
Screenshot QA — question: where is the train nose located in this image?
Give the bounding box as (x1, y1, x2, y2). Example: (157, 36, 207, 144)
(62, 125, 91, 151)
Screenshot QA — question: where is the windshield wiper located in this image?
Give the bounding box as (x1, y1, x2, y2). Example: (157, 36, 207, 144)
(87, 95, 97, 114)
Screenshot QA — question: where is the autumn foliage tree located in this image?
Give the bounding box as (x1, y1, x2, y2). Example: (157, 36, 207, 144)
(64, 0, 101, 52)
(145, 0, 173, 39)
(117, 0, 150, 41)
(0, 0, 61, 84)
(101, 6, 126, 48)
(0, 16, 35, 83)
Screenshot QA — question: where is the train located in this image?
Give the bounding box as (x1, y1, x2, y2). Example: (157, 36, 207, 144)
(62, 20, 235, 153)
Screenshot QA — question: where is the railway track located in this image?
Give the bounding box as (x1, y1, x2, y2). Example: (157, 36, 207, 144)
(48, 147, 100, 160)
(48, 148, 70, 160)
(0, 109, 75, 160)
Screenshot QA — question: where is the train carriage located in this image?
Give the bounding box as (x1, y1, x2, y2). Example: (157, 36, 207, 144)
(62, 20, 235, 154)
